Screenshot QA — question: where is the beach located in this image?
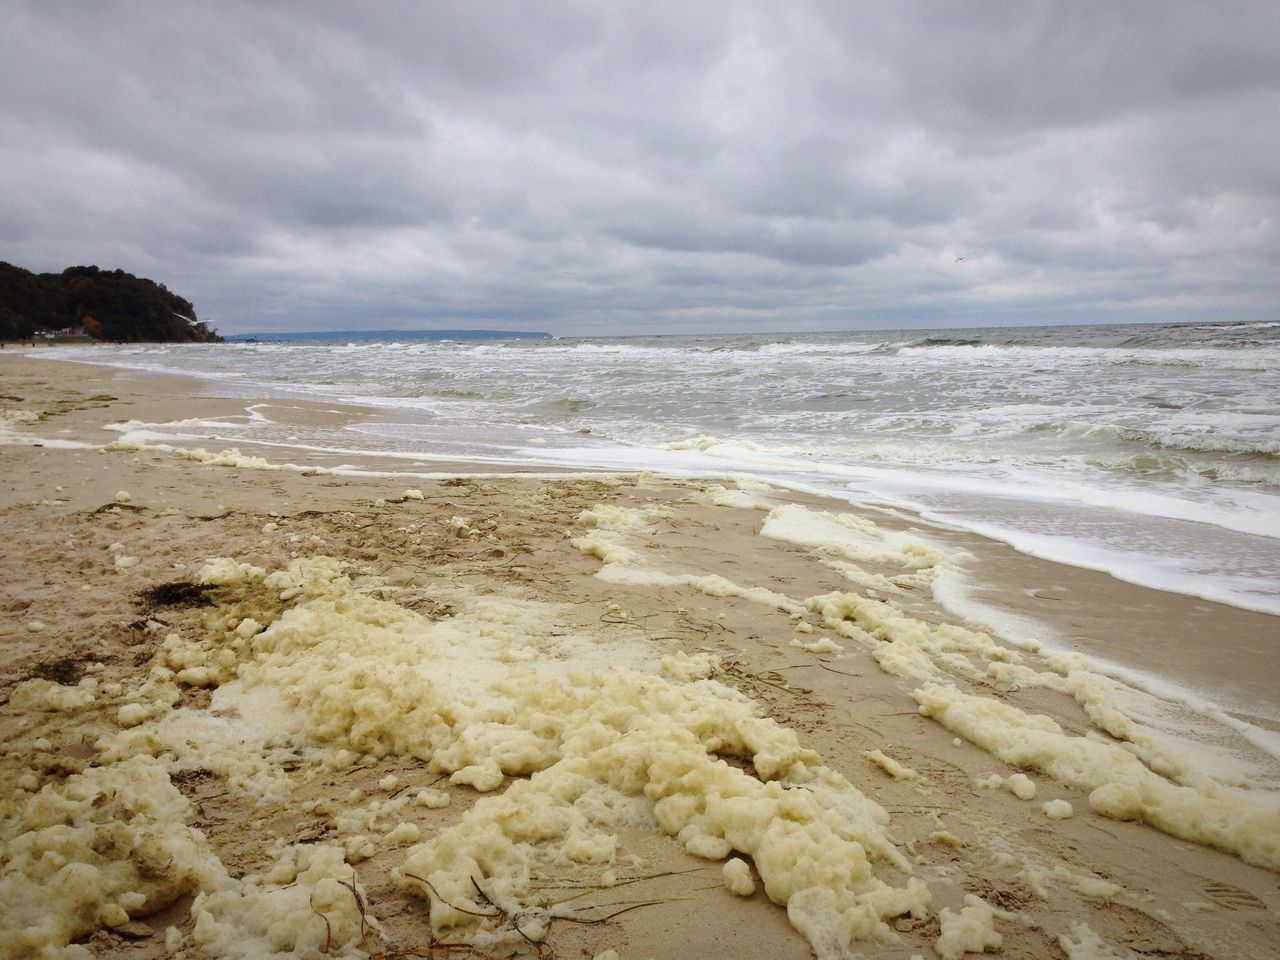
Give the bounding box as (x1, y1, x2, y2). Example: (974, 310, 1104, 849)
(2, 352, 1278, 960)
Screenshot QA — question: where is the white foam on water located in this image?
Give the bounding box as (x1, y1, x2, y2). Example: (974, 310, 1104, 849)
(919, 513, 1280, 617)
(895, 342, 1280, 373)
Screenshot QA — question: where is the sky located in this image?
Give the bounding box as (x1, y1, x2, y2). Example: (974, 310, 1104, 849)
(2, 1, 1278, 336)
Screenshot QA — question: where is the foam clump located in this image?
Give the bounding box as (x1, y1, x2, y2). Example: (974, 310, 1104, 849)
(174, 447, 276, 471)
(761, 504, 946, 572)
(864, 749, 922, 781)
(1018, 863, 1121, 902)
(200, 557, 267, 586)
(102, 437, 148, 452)
(664, 434, 733, 452)
(415, 789, 450, 809)
(0, 756, 222, 959)
(0, 408, 40, 426)
(190, 843, 380, 958)
(1043, 799, 1074, 820)
(914, 682, 1280, 870)
(8, 678, 97, 712)
(809, 591, 1017, 680)
(723, 857, 756, 895)
(97, 708, 294, 802)
(193, 554, 931, 958)
(791, 636, 844, 654)
(695, 482, 770, 510)
(1006, 773, 1037, 800)
(660, 650, 721, 681)
(102, 437, 326, 476)
(116, 702, 149, 727)
(570, 504, 654, 567)
(573, 505, 805, 614)
(1057, 922, 1124, 959)
(935, 894, 1002, 959)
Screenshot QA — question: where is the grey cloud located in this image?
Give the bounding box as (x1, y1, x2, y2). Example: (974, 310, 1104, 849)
(1, 0, 1277, 334)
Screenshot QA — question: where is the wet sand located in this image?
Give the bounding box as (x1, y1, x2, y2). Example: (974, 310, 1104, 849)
(2, 353, 1278, 960)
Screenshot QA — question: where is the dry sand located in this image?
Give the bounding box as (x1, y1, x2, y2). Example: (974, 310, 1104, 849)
(1, 354, 1278, 960)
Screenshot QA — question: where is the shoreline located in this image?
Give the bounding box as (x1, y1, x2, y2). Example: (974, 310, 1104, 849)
(24, 339, 1280, 621)
(2, 352, 1278, 959)
(12, 350, 1278, 726)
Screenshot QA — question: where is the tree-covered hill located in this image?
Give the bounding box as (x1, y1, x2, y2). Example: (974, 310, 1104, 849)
(0, 262, 221, 343)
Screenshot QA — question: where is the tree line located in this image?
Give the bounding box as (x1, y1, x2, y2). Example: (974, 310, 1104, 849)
(0, 261, 221, 343)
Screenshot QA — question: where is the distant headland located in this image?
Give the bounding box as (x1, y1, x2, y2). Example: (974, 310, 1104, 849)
(225, 329, 552, 343)
(0, 261, 220, 343)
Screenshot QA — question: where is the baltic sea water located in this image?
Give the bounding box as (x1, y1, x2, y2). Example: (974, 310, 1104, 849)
(38, 319, 1280, 616)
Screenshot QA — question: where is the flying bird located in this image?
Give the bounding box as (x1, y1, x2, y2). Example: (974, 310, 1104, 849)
(954, 256, 967, 263)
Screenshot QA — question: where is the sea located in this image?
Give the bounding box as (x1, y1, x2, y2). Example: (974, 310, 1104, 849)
(35, 319, 1280, 618)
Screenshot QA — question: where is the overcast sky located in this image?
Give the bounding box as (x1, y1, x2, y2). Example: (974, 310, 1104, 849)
(2, 1, 1277, 336)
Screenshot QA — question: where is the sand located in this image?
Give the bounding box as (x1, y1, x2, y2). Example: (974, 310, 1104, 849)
(1, 353, 1278, 960)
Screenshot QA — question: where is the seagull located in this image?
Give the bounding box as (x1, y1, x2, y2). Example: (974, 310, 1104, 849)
(954, 255, 967, 263)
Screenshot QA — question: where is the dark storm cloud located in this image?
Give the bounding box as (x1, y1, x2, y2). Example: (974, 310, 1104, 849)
(1, 0, 1277, 334)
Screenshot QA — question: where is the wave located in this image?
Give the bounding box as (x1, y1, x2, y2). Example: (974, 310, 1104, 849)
(901, 335, 987, 348)
(1122, 427, 1280, 460)
(1111, 453, 1280, 487)
(1001, 416, 1280, 462)
(750, 340, 887, 356)
(894, 342, 1280, 373)
(419, 388, 487, 401)
(518, 342, 689, 357)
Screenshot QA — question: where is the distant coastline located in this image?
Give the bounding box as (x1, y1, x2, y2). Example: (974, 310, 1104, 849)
(226, 328, 552, 343)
